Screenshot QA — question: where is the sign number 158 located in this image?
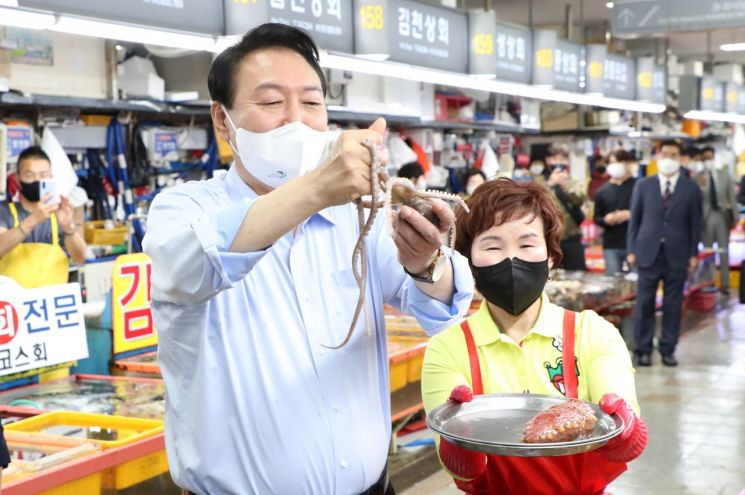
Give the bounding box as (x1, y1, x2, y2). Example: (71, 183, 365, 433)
(360, 4, 384, 30)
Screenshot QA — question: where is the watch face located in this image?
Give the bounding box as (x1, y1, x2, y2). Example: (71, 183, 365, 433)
(431, 254, 447, 283)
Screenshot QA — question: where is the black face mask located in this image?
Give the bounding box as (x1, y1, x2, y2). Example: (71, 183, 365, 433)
(19, 180, 41, 202)
(471, 257, 549, 316)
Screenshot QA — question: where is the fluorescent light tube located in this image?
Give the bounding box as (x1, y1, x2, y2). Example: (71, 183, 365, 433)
(720, 43, 745, 52)
(51, 16, 217, 52)
(683, 110, 745, 124)
(319, 52, 666, 113)
(0, 7, 55, 29)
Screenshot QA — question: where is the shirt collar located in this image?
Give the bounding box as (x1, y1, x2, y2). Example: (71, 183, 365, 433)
(225, 163, 336, 225)
(658, 172, 680, 191)
(468, 293, 563, 347)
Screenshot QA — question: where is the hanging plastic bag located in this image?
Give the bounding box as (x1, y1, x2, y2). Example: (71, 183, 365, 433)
(480, 140, 499, 179)
(41, 127, 78, 196)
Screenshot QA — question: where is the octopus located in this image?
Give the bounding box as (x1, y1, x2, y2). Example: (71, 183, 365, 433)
(523, 399, 598, 443)
(324, 138, 469, 349)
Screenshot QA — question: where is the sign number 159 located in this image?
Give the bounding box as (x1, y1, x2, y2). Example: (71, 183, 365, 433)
(360, 4, 384, 30)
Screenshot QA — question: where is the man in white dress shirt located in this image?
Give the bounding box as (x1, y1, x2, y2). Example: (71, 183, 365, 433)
(143, 23, 473, 495)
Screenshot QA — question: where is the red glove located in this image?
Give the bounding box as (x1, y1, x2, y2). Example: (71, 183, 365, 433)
(597, 394, 648, 463)
(438, 385, 487, 480)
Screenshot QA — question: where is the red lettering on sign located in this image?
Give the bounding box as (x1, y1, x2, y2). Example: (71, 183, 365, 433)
(123, 307, 154, 340)
(0, 301, 19, 346)
(119, 264, 141, 306)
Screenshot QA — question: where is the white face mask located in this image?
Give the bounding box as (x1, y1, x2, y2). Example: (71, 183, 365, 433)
(607, 163, 627, 179)
(529, 164, 544, 176)
(222, 105, 329, 189)
(704, 159, 715, 170)
(416, 177, 427, 190)
(693, 161, 706, 174)
(657, 157, 680, 176)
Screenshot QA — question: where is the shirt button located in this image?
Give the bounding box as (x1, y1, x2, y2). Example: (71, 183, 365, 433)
(333, 403, 340, 412)
(340, 459, 348, 469)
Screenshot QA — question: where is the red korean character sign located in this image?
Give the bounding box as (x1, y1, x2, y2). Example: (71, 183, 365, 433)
(112, 253, 158, 355)
(0, 281, 88, 377)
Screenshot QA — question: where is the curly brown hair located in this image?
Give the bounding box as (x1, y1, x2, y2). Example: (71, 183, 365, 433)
(455, 178, 565, 265)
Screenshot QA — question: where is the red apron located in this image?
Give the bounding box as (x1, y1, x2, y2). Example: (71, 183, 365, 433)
(455, 310, 626, 495)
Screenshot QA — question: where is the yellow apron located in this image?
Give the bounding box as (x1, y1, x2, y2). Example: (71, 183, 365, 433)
(0, 202, 69, 288)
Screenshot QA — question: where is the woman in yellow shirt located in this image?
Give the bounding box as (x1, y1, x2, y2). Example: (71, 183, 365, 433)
(422, 178, 647, 495)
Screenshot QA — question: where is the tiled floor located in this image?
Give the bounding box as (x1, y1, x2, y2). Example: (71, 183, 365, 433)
(401, 297, 745, 495)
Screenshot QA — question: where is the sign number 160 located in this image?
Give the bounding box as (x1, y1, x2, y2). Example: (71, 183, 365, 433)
(360, 4, 384, 30)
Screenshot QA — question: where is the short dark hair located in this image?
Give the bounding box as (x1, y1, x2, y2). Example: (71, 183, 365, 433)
(463, 167, 487, 184)
(17, 146, 50, 172)
(397, 162, 424, 180)
(455, 178, 564, 266)
(681, 146, 698, 158)
(659, 140, 682, 153)
(208, 23, 327, 108)
(701, 146, 715, 155)
(612, 149, 636, 163)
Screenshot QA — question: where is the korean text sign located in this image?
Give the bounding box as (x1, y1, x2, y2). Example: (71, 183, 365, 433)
(0, 282, 88, 377)
(354, 0, 468, 73)
(225, 0, 354, 53)
(112, 253, 158, 356)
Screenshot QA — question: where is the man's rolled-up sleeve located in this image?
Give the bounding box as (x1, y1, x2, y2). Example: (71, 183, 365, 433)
(144, 187, 269, 305)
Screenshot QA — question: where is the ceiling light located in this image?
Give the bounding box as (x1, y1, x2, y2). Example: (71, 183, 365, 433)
(51, 16, 218, 52)
(720, 43, 745, 52)
(319, 52, 666, 113)
(606, 2, 614, 8)
(684, 110, 745, 124)
(0, 6, 55, 30)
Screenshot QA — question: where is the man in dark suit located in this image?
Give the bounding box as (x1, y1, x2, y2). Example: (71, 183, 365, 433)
(627, 140, 702, 367)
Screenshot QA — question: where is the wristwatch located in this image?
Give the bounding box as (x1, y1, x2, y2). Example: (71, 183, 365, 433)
(404, 248, 447, 285)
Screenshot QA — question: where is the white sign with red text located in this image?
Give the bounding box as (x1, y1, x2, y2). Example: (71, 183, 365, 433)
(0, 282, 88, 377)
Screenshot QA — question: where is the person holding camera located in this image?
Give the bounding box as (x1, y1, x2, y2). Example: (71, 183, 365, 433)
(0, 146, 86, 288)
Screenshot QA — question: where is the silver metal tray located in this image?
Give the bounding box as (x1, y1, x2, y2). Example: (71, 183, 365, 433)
(426, 393, 624, 457)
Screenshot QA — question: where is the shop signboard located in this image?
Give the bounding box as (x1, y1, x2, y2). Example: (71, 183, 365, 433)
(585, 45, 606, 95)
(225, 0, 354, 53)
(613, 0, 745, 36)
(18, 0, 222, 35)
(112, 253, 158, 356)
(0, 282, 88, 377)
(725, 82, 740, 114)
(494, 21, 531, 83)
(603, 53, 635, 100)
(532, 29, 556, 87)
(700, 77, 725, 112)
(553, 39, 584, 93)
(6, 124, 33, 163)
(468, 10, 497, 76)
(354, 0, 468, 72)
(636, 56, 666, 105)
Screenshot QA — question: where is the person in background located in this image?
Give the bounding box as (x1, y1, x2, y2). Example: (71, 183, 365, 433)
(143, 24, 473, 495)
(462, 168, 486, 197)
(397, 161, 427, 189)
(738, 174, 745, 207)
(627, 140, 702, 367)
(594, 150, 637, 274)
(588, 156, 610, 201)
(545, 143, 587, 271)
(528, 157, 547, 184)
(695, 146, 739, 295)
(0, 146, 86, 288)
(679, 146, 699, 178)
(422, 179, 647, 495)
